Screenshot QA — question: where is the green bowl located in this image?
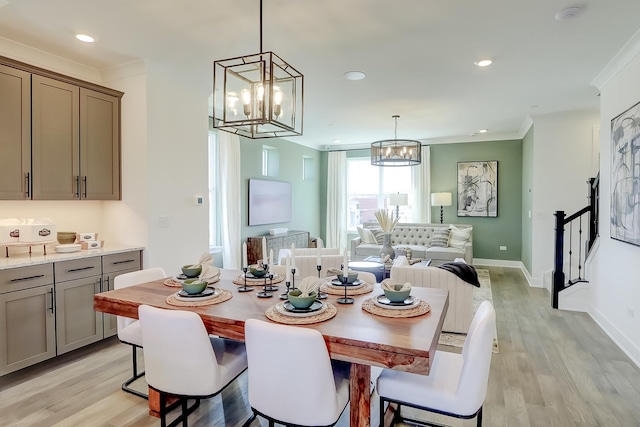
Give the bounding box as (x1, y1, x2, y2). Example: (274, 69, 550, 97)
(249, 265, 266, 277)
(337, 271, 358, 284)
(287, 289, 317, 309)
(383, 286, 411, 303)
(182, 280, 207, 294)
(181, 265, 202, 278)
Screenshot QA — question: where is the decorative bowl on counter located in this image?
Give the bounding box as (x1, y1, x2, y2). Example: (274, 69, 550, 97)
(181, 265, 202, 278)
(57, 232, 76, 244)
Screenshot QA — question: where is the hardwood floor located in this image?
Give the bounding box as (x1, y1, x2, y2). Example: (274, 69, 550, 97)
(1, 266, 639, 427)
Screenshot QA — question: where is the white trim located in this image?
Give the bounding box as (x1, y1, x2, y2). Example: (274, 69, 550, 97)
(517, 116, 534, 139)
(592, 27, 640, 90)
(473, 258, 542, 288)
(589, 304, 640, 369)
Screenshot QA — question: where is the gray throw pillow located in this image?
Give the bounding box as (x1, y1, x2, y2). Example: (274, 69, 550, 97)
(369, 228, 385, 245)
(431, 229, 451, 247)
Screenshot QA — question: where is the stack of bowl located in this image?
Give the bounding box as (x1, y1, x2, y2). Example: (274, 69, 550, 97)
(57, 232, 77, 244)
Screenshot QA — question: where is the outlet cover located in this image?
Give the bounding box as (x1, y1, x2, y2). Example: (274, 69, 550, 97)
(499, 246, 507, 251)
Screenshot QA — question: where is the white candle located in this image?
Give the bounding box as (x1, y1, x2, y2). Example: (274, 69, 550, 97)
(342, 249, 348, 278)
(262, 236, 267, 265)
(316, 244, 321, 266)
(242, 242, 248, 268)
(286, 255, 291, 282)
(269, 249, 274, 267)
(290, 243, 296, 268)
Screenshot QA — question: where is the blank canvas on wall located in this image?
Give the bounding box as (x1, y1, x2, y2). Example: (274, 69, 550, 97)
(457, 161, 498, 217)
(611, 101, 640, 246)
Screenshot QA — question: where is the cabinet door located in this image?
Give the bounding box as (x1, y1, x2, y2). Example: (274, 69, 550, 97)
(0, 64, 31, 200)
(55, 276, 103, 355)
(32, 75, 80, 200)
(102, 268, 138, 338)
(0, 285, 55, 375)
(80, 88, 120, 200)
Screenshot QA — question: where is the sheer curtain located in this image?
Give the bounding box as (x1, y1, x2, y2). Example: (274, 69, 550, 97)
(218, 132, 242, 269)
(326, 151, 348, 252)
(412, 146, 431, 223)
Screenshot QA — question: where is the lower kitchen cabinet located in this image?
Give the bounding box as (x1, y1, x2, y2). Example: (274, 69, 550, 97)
(101, 267, 138, 338)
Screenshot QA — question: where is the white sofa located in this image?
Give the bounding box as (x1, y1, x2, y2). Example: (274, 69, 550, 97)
(390, 264, 475, 333)
(351, 222, 473, 265)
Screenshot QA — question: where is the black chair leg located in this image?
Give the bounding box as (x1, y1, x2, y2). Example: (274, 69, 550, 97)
(122, 345, 147, 399)
(477, 406, 483, 427)
(379, 396, 385, 427)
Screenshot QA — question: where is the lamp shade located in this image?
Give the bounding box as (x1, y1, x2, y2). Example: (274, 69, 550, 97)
(389, 193, 409, 206)
(431, 192, 452, 206)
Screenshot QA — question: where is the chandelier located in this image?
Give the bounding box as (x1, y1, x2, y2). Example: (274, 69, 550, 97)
(371, 115, 421, 166)
(213, 0, 303, 139)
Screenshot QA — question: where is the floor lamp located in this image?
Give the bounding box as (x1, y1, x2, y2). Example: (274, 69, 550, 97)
(389, 193, 408, 221)
(431, 192, 452, 224)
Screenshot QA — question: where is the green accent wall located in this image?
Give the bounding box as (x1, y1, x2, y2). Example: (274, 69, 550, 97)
(430, 140, 523, 260)
(240, 138, 322, 243)
(521, 126, 534, 272)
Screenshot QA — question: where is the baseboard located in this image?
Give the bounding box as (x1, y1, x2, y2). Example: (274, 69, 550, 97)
(589, 304, 640, 369)
(473, 258, 542, 288)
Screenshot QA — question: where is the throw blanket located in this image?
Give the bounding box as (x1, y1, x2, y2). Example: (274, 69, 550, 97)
(437, 262, 480, 287)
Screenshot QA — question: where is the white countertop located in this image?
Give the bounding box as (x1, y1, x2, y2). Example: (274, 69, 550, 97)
(0, 245, 145, 270)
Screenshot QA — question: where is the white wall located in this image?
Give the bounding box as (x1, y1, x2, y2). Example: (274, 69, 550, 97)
(529, 110, 599, 286)
(590, 35, 640, 366)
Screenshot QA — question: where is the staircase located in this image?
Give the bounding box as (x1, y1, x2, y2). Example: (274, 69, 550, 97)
(552, 175, 599, 309)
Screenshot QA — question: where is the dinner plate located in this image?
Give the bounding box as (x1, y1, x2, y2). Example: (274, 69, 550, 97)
(276, 301, 327, 318)
(175, 287, 219, 300)
(330, 278, 364, 287)
(283, 300, 324, 313)
(373, 294, 420, 310)
(173, 274, 188, 281)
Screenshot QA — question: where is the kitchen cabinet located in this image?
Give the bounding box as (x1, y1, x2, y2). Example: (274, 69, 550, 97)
(101, 251, 142, 338)
(0, 55, 123, 201)
(0, 64, 31, 200)
(0, 264, 55, 376)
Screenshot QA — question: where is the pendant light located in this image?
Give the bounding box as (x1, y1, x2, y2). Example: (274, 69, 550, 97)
(371, 115, 421, 166)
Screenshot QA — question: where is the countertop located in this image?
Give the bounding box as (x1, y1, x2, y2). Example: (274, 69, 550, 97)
(0, 245, 145, 270)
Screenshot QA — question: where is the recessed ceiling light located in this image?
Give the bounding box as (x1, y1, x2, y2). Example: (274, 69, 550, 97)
(474, 59, 492, 67)
(76, 34, 95, 43)
(333, 139, 340, 143)
(343, 71, 366, 81)
(479, 129, 488, 133)
(555, 7, 582, 21)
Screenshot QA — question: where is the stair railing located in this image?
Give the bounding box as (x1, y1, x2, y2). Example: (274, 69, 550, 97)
(552, 175, 599, 309)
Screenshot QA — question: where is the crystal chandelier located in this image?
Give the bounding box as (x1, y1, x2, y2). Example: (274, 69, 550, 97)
(213, 0, 303, 139)
(371, 115, 421, 166)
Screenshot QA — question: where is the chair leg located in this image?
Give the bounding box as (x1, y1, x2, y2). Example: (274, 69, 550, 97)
(121, 345, 147, 399)
(160, 392, 167, 427)
(241, 410, 257, 427)
(379, 396, 385, 427)
(477, 406, 483, 427)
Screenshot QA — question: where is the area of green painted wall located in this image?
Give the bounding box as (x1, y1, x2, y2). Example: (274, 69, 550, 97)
(430, 140, 523, 260)
(240, 138, 322, 244)
(521, 126, 534, 272)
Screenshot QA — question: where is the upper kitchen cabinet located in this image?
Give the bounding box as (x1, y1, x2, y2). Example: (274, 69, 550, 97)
(0, 64, 31, 200)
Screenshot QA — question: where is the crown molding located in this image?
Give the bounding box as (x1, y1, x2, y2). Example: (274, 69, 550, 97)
(592, 28, 640, 90)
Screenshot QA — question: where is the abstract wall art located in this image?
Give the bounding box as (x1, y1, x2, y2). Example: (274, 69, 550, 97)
(457, 161, 498, 217)
(611, 101, 640, 246)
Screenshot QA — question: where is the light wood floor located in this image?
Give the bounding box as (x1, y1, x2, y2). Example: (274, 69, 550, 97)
(1, 266, 640, 427)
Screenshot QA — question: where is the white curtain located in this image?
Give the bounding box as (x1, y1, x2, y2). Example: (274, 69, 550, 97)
(326, 151, 348, 252)
(412, 146, 431, 223)
(218, 132, 242, 269)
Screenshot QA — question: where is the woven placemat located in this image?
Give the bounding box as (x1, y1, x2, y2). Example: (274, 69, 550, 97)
(165, 289, 232, 307)
(163, 277, 220, 288)
(265, 302, 337, 325)
(361, 298, 431, 318)
(320, 282, 374, 296)
(233, 275, 284, 285)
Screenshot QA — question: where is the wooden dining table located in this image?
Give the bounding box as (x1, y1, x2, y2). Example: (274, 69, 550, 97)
(94, 269, 449, 427)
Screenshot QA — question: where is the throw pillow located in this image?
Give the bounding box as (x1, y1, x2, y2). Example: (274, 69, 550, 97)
(369, 228, 385, 245)
(430, 229, 450, 248)
(356, 226, 366, 242)
(361, 227, 377, 244)
(448, 225, 472, 250)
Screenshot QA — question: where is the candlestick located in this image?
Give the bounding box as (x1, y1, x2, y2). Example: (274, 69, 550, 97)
(337, 275, 354, 304)
(239, 267, 253, 292)
(316, 265, 327, 300)
(257, 265, 273, 298)
(285, 256, 291, 282)
(342, 249, 348, 277)
(242, 242, 248, 268)
(316, 243, 321, 266)
(262, 236, 268, 266)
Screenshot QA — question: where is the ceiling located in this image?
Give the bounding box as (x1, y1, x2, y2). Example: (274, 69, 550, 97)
(1, 0, 639, 150)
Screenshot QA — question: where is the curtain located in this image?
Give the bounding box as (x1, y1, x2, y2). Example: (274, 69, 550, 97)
(218, 132, 242, 269)
(412, 146, 431, 223)
(326, 151, 348, 252)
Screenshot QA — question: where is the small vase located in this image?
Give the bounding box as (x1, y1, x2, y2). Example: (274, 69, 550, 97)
(379, 233, 396, 260)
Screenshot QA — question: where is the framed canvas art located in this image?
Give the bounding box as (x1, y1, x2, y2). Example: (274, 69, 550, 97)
(610, 101, 640, 246)
(457, 161, 498, 217)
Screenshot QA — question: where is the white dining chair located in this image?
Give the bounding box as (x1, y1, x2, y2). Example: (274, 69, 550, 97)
(114, 267, 166, 399)
(138, 305, 249, 427)
(242, 319, 350, 427)
(376, 301, 496, 427)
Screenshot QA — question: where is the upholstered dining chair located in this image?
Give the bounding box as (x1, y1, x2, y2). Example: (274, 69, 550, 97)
(376, 301, 496, 427)
(114, 267, 166, 399)
(138, 305, 249, 427)
(242, 319, 350, 427)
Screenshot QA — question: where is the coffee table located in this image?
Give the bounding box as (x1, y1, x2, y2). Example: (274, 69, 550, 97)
(364, 256, 431, 278)
(348, 260, 385, 282)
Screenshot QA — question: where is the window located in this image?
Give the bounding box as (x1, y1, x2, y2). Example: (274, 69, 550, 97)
(262, 144, 279, 176)
(346, 158, 414, 230)
(303, 155, 315, 181)
(208, 131, 220, 248)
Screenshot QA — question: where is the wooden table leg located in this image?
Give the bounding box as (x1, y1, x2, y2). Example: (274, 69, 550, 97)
(148, 388, 161, 417)
(350, 363, 371, 427)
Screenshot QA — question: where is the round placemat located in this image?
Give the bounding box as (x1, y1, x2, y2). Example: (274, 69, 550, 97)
(265, 302, 337, 325)
(320, 282, 374, 296)
(233, 274, 284, 285)
(165, 289, 232, 307)
(361, 298, 431, 318)
(164, 277, 220, 288)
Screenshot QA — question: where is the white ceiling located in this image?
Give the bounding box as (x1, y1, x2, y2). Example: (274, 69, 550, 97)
(1, 0, 639, 149)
